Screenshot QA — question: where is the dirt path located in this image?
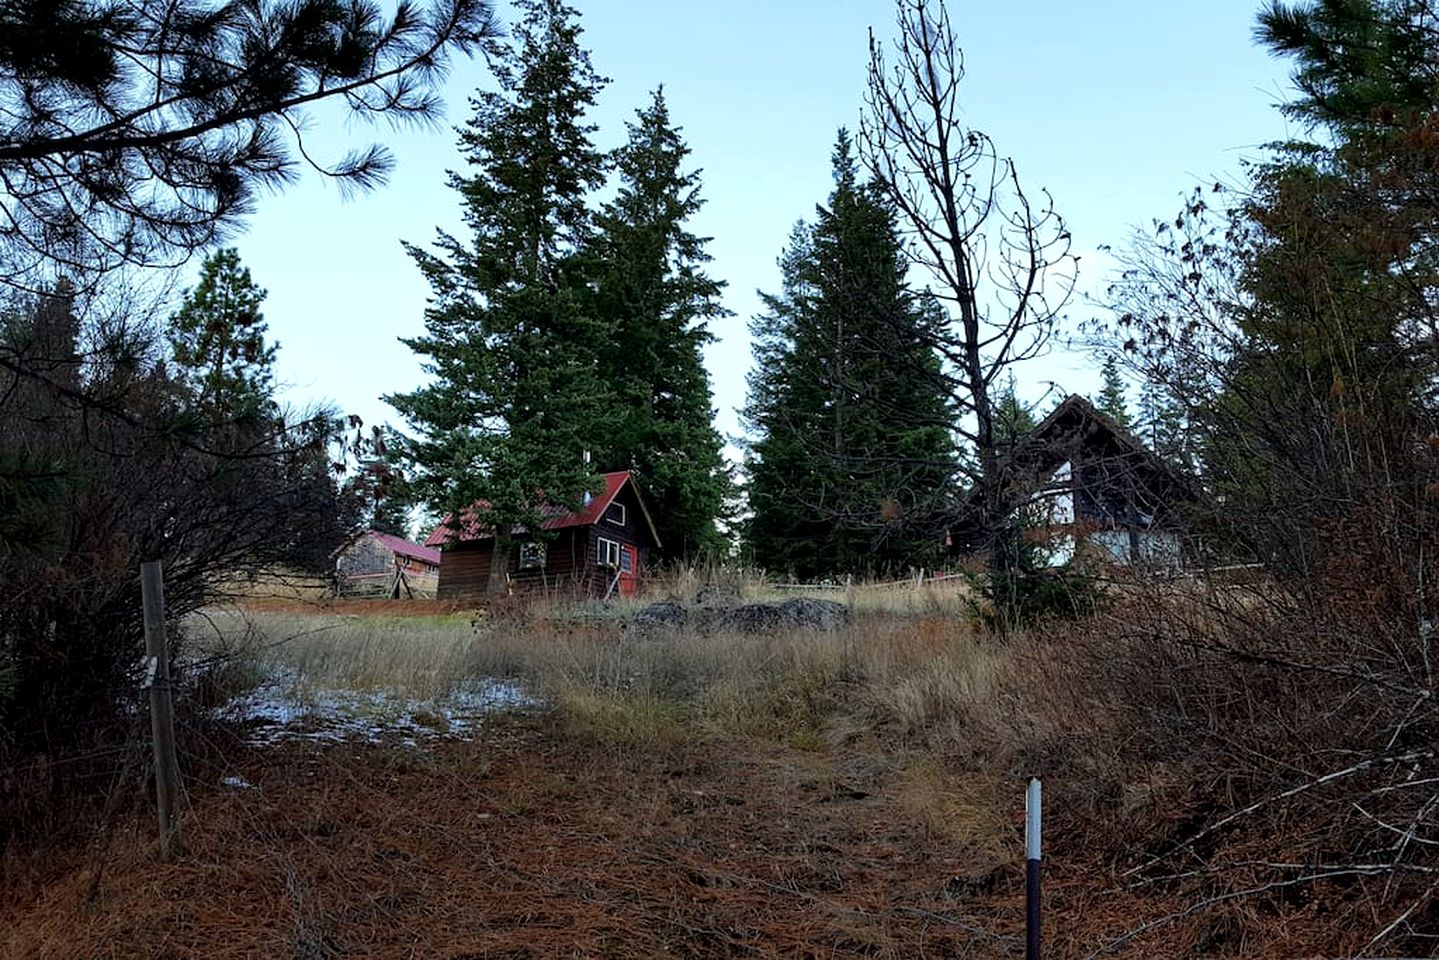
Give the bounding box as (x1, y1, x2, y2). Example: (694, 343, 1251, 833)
(2, 716, 1029, 959)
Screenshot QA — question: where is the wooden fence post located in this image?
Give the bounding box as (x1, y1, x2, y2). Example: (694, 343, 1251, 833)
(140, 561, 182, 861)
(1026, 777, 1043, 960)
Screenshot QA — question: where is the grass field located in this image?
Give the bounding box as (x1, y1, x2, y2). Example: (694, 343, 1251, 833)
(185, 600, 1000, 752)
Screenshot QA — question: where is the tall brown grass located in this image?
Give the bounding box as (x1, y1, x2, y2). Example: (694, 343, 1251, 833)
(195, 604, 1000, 749)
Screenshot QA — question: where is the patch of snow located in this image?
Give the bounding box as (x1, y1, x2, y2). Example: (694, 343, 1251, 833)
(213, 672, 537, 747)
(221, 774, 252, 789)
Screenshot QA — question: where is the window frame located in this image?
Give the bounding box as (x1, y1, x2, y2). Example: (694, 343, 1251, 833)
(604, 501, 626, 526)
(518, 540, 547, 571)
(596, 536, 620, 568)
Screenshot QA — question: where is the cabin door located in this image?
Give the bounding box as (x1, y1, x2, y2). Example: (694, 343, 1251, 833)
(619, 544, 638, 596)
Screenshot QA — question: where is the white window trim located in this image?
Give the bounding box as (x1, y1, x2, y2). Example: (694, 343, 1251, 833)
(605, 502, 626, 526)
(597, 537, 620, 568)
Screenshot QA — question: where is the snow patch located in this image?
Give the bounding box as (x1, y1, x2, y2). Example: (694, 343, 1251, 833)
(214, 671, 537, 747)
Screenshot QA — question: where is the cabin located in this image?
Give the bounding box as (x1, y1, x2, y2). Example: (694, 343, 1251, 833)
(950, 395, 1197, 570)
(334, 530, 442, 598)
(425, 470, 662, 601)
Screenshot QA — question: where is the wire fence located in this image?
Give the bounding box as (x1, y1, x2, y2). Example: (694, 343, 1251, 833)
(767, 570, 970, 592)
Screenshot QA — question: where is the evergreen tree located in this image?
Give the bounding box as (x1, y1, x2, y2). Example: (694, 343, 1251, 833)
(1095, 355, 1133, 427)
(588, 89, 732, 560)
(991, 373, 1037, 446)
(744, 132, 956, 579)
(388, 0, 609, 596)
(342, 446, 419, 539)
(1136, 376, 1185, 461)
(0, 1, 495, 291)
(167, 248, 277, 423)
(370, 490, 416, 540)
(1259, 0, 1439, 137)
(744, 223, 827, 575)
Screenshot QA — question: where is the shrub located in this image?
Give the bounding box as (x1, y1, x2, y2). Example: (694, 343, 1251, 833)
(966, 561, 1103, 630)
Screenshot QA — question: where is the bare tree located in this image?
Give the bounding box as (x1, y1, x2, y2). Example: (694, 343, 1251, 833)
(861, 0, 1077, 556)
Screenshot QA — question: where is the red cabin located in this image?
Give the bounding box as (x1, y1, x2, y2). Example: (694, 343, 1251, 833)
(425, 470, 662, 601)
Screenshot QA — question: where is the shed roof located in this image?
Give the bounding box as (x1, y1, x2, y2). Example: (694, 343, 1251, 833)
(367, 530, 442, 567)
(424, 470, 662, 549)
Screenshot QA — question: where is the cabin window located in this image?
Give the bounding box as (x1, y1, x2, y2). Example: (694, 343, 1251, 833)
(597, 537, 620, 568)
(605, 502, 626, 526)
(620, 546, 634, 573)
(519, 541, 547, 571)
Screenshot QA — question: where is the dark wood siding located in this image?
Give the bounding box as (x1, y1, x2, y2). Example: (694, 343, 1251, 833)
(507, 528, 598, 592)
(436, 541, 494, 601)
(586, 481, 652, 572)
(438, 529, 606, 600)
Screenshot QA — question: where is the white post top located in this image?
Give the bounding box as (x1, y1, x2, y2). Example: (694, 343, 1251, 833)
(1026, 777, 1043, 861)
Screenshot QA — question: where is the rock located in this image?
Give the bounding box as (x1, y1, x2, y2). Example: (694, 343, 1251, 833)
(718, 603, 789, 634)
(635, 597, 852, 635)
(634, 600, 689, 628)
(776, 597, 852, 631)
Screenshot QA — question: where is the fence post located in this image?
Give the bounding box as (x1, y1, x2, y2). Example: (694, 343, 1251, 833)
(1026, 777, 1042, 960)
(140, 561, 182, 861)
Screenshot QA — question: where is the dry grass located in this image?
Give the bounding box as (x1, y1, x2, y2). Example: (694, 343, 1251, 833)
(194, 601, 1003, 758)
(188, 599, 1015, 871)
(186, 608, 486, 700)
(642, 564, 978, 616)
(0, 724, 1038, 959)
(9, 571, 1393, 957)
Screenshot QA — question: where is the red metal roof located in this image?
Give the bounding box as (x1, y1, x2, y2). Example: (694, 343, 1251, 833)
(369, 530, 442, 567)
(424, 471, 645, 547)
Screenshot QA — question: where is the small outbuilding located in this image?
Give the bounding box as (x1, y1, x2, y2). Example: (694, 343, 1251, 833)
(426, 470, 662, 601)
(334, 530, 442, 598)
(950, 394, 1198, 570)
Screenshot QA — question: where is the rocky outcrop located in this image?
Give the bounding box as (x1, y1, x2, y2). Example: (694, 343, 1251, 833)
(633, 600, 689, 628)
(775, 597, 851, 631)
(632, 597, 851, 634)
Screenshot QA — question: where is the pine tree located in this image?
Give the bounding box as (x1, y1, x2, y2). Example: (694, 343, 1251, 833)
(1136, 375, 1186, 463)
(588, 89, 732, 561)
(167, 248, 277, 424)
(743, 223, 829, 575)
(1095, 355, 1133, 427)
(991, 373, 1037, 446)
(0, 0, 495, 291)
(744, 132, 956, 579)
(388, 0, 609, 596)
(342, 449, 419, 539)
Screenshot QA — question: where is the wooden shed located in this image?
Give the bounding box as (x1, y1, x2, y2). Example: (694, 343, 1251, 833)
(425, 471, 662, 601)
(950, 395, 1198, 570)
(334, 530, 442, 598)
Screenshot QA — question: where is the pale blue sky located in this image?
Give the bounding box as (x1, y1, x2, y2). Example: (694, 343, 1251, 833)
(228, 0, 1298, 449)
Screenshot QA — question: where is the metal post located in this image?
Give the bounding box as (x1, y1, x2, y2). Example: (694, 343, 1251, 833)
(140, 561, 182, 861)
(1026, 777, 1042, 960)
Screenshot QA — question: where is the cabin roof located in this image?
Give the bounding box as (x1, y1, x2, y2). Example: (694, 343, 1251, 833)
(958, 393, 1198, 521)
(1014, 394, 1184, 482)
(424, 470, 662, 549)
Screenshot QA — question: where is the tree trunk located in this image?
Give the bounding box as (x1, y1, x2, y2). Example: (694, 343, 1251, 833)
(488, 532, 512, 597)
